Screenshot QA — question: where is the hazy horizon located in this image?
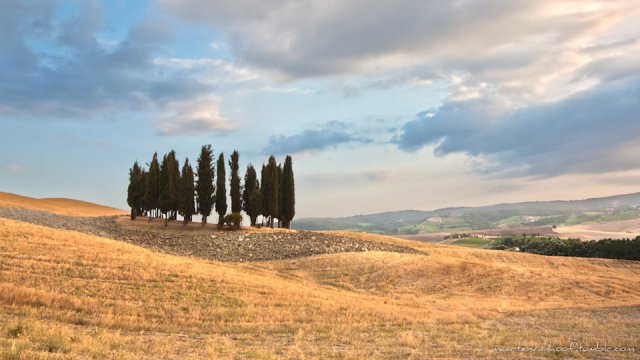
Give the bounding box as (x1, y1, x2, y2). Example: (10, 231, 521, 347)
(2, 1, 639, 218)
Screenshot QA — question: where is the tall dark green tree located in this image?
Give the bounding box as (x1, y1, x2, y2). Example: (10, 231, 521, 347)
(140, 168, 148, 216)
(229, 150, 241, 214)
(277, 163, 283, 227)
(159, 151, 179, 225)
(144, 152, 161, 221)
(196, 145, 215, 226)
(169, 151, 180, 220)
(281, 155, 295, 229)
(178, 158, 195, 224)
(242, 164, 261, 226)
(262, 155, 280, 228)
(127, 161, 145, 220)
(215, 153, 227, 229)
(260, 164, 268, 226)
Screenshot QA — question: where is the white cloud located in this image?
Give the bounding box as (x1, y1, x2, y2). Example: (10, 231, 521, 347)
(1, 164, 25, 173)
(258, 86, 313, 94)
(155, 97, 234, 135)
(158, 0, 640, 104)
(152, 57, 258, 83)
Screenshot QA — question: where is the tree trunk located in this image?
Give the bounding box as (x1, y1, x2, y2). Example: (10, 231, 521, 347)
(218, 214, 224, 230)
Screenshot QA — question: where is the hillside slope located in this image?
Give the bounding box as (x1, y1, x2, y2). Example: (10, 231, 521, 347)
(0, 192, 126, 217)
(1, 218, 638, 358)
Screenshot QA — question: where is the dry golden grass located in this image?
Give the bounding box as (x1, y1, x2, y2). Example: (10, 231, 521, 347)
(1, 218, 639, 359)
(0, 192, 127, 217)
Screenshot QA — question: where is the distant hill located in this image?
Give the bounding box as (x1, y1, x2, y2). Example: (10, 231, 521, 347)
(293, 192, 640, 235)
(0, 192, 127, 217)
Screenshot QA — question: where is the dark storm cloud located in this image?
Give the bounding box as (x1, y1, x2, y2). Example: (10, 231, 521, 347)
(395, 77, 640, 177)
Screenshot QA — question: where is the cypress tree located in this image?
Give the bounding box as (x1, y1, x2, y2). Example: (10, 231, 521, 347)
(158, 153, 174, 225)
(127, 161, 144, 220)
(196, 145, 215, 226)
(229, 150, 241, 214)
(260, 164, 268, 226)
(179, 158, 195, 224)
(168, 151, 180, 220)
(145, 152, 161, 221)
(263, 155, 279, 228)
(277, 163, 283, 227)
(281, 155, 295, 229)
(242, 164, 261, 226)
(140, 168, 148, 217)
(215, 153, 227, 229)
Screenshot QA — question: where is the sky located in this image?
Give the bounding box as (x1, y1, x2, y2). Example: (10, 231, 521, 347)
(1, 0, 639, 218)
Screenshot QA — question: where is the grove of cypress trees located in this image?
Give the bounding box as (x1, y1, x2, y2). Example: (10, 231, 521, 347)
(127, 161, 144, 220)
(179, 158, 195, 224)
(242, 164, 261, 226)
(129, 148, 294, 230)
(145, 152, 161, 221)
(281, 155, 295, 229)
(215, 153, 227, 229)
(196, 145, 215, 226)
(229, 150, 241, 213)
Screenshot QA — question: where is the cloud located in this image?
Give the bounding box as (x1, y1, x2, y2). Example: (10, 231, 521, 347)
(155, 97, 233, 135)
(395, 76, 640, 177)
(263, 121, 369, 155)
(363, 170, 390, 182)
(158, 1, 638, 83)
(0, 164, 26, 173)
(0, 1, 213, 129)
(152, 57, 258, 83)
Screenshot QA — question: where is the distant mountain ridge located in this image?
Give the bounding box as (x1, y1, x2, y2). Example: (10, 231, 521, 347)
(293, 192, 640, 235)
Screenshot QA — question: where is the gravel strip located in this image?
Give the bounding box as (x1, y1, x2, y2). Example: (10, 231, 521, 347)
(0, 207, 425, 262)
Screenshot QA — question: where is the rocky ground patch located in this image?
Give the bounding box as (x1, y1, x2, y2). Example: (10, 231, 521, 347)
(0, 208, 424, 262)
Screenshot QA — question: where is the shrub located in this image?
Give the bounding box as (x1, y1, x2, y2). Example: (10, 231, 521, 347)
(223, 212, 243, 230)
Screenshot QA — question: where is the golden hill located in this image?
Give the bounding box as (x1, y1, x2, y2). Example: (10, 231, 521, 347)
(1, 217, 638, 358)
(0, 192, 126, 217)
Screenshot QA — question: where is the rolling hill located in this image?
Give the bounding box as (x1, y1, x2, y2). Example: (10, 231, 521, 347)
(0, 192, 126, 217)
(1, 215, 639, 358)
(294, 192, 640, 235)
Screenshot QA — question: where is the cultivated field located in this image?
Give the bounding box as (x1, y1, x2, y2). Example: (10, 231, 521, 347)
(555, 218, 640, 241)
(0, 197, 639, 358)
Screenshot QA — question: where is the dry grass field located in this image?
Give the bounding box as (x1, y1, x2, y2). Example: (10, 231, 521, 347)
(1, 214, 639, 359)
(0, 192, 126, 217)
